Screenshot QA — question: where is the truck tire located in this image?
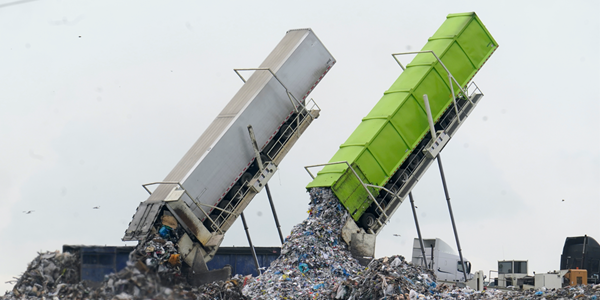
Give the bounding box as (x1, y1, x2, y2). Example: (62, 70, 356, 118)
(384, 183, 398, 200)
(210, 212, 223, 226)
(240, 172, 253, 185)
(408, 155, 420, 170)
(217, 200, 230, 209)
(263, 139, 278, 157)
(378, 200, 388, 212)
(359, 212, 376, 229)
(226, 184, 241, 200)
(260, 154, 270, 164)
(204, 213, 222, 230)
(280, 124, 292, 139)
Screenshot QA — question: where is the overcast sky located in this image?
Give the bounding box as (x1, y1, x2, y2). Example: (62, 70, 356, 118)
(1, 0, 598, 293)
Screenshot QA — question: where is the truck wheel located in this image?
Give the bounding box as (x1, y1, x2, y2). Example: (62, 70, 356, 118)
(210, 212, 223, 227)
(260, 154, 270, 164)
(240, 172, 253, 185)
(263, 139, 278, 157)
(378, 200, 388, 211)
(204, 213, 220, 230)
(280, 124, 292, 139)
(384, 184, 398, 201)
(359, 213, 376, 229)
(408, 155, 419, 169)
(218, 200, 230, 209)
(226, 185, 241, 200)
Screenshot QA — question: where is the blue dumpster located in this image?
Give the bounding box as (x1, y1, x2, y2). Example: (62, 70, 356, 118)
(63, 245, 281, 281)
(207, 246, 281, 277)
(63, 245, 134, 282)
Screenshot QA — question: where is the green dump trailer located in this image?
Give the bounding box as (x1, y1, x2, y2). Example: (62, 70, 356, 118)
(306, 12, 498, 234)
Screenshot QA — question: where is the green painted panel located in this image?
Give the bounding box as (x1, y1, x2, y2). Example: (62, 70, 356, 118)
(307, 12, 497, 221)
(457, 19, 496, 66)
(386, 66, 428, 94)
(390, 94, 430, 150)
(368, 122, 409, 176)
(355, 149, 387, 186)
(331, 164, 374, 221)
(442, 42, 476, 84)
(412, 68, 451, 121)
(366, 92, 410, 119)
(306, 146, 362, 188)
(431, 14, 471, 38)
(343, 119, 386, 145)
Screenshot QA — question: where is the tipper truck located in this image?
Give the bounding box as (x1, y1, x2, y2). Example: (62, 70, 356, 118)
(305, 12, 498, 255)
(123, 28, 335, 279)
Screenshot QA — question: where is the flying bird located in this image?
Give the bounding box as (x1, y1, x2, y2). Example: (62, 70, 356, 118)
(393, 234, 401, 237)
(562, 199, 565, 202)
(93, 206, 101, 209)
(22, 210, 34, 214)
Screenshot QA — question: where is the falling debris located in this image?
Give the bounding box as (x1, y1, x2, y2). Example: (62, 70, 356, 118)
(243, 188, 365, 299)
(243, 188, 434, 299)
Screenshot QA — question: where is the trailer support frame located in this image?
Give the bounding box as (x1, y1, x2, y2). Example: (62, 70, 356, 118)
(423, 94, 468, 281)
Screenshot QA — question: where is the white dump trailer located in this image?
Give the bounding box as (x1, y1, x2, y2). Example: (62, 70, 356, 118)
(123, 29, 335, 272)
(412, 238, 473, 282)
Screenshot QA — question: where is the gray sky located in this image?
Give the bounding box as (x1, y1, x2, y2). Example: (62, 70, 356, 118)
(1, 0, 598, 293)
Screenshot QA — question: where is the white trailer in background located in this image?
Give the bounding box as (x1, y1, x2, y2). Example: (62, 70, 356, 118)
(411, 238, 473, 282)
(534, 271, 567, 289)
(123, 28, 335, 277)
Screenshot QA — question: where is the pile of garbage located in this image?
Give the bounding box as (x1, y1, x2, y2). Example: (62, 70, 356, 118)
(4, 187, 600, 300)
(243, 188, 440, 299)
(87, 229, 248, 299)
(243, 188, 366, 299)
(1, 223, 248, 300)
(334, 255, 438, 299)
(432, 284, 600, 299)
(4, 250, 89, 299)
(92, 268, 247, 300)
(126, 233, 186, 286)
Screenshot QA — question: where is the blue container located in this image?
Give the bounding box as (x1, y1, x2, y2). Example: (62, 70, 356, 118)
(63, 245, 134, 282)
(63, 245, 281, 281)
(206, 246, 281, 277)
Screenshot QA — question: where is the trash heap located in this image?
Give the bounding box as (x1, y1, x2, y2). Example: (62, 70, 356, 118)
(334, 255, 438, 299)
(125, 235, 186, 286)
(87, 230, 247, 299)
(4, 187, 600, 300)
(243, 188, 364, 298)
(89, 234, 186, 299)
(5, 250, 89, 299)
(526, 284, 600, 299)
(243, 188, 438, 299)
(432, 284, 600, 299)
(92, 267, 247, 300)
(1, 225, 248, 300)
